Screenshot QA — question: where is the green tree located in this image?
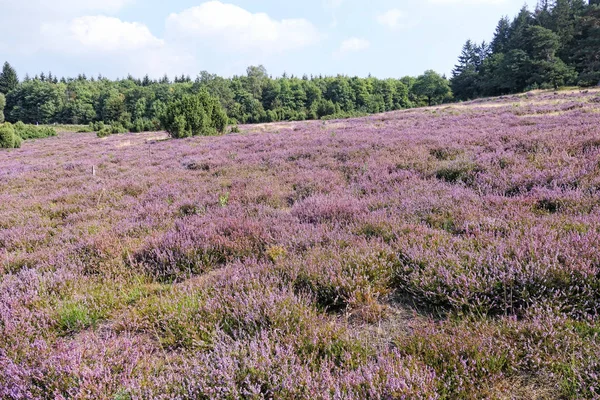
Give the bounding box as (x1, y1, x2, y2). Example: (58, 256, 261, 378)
(493, 49, 532, 94)
(101, 90, 125, 123)
(573, 5, 600, 86)
(160, 91, 228, 138)
(413, 70, 452, 106)
(134, 97, 147, 120)
(5, 80, 64, 123)
(0, 62, 19, 94)
(451, 40, 488, 100)
(245, 65, 268, 100)
(491, 17, 511, 54)
(525, 25, 577, 89)
(508, 6, 534, 51)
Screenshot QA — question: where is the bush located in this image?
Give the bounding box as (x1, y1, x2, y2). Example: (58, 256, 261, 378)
(131, 118, 157, 133)
(0, 123, 21, 149)
(89, 121, 105, 132)
(160, 91, 228, 138)
(97, 128, 111, 138)
(13, 122, 56, 140)
(110, 123, 128, 134)
(131, 118, 144, 133)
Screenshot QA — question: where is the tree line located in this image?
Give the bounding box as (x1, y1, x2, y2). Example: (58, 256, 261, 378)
(0, 62, 452, 130)
(451, 0, 600, 100)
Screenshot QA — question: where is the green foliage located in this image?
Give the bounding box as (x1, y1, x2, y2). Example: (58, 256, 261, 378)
(160, 91, 228, 138)
(0, 123, 21, 148)
(97, 128, 111, 138)
(0, 93, 5, 123)
(413, 70, 453, 106)
(0, 64, 425, 129)
(89, 121, 105, 132)
(6, 80, 64, 123)
(56, 302, 99, 335)
(0, 62, 19, 94)
(0, 121, 54, 147)
(110, 123, 128, 134)
(92, 120, 128, 137)
(13, 121, 56, 140)
(451, 2, 599, 95)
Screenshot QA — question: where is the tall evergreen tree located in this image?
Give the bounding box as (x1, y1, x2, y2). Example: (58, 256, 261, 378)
(491, 17, 511, 54)
(451, 40, 482, 100)
(508, 6, 534, 51)
(525, 25, 577, 88)
(573, 4, 600, 85)
(0, 62, 19, 94)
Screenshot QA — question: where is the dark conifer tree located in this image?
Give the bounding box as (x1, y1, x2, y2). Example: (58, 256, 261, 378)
(0, 62, 19, 94)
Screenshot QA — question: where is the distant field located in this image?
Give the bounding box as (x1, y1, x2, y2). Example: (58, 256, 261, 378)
(2, 90, 600, 398)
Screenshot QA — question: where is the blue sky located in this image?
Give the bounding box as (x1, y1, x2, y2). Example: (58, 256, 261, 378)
(0, 0, 535, 80)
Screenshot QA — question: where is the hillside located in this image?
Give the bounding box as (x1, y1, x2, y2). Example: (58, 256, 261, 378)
(2, 89, 600, 398)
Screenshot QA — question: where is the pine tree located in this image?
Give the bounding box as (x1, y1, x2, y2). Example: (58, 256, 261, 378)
(0, 62, 19, 94)
(508, 6, 534, 51)
(491, 17, 511, 54)
(452, 40, 477, 77)
(573, 5, 600, 85)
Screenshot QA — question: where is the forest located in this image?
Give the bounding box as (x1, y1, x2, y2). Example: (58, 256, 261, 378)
(451, 0, 600, 99)
(0, 62, 451, 129)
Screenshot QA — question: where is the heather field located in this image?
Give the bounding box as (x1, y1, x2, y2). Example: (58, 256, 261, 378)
(2, 89, 600, 399)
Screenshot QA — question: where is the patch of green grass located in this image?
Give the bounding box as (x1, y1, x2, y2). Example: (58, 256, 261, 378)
(57, 301, 100, 334)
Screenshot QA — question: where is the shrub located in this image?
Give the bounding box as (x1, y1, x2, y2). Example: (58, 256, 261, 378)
(129, 118, 157, 133)
(89, 121, 105, 132)
(38, 126, 57, 138)
(160, 91, 228, 138)
(13, 122, 56, 140)
(131, 118, 145, 133)
(97, 127, 111, 138)
(0, 122, 21, 148)
(110, 123, 128, 134)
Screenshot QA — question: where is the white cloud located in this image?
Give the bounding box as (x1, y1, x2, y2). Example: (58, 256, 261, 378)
(338, 37, 370, 53)
(166, 1, 320, 54)
(41, 16, 163, 53)
(376, 9, 405, 29)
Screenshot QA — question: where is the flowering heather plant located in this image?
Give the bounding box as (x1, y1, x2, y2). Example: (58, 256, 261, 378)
(1, 89, 600, 398)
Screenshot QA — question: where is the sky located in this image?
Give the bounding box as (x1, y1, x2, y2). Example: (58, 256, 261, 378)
(0, 0, 536, 80)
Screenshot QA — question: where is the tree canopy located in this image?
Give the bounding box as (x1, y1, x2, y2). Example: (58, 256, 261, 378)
(160, 91, 228, 138)
(413, 70, 452, 106)
(0, 62, 19, 95)
(451, 1, 600, 99)
(0, 64, 443, 128)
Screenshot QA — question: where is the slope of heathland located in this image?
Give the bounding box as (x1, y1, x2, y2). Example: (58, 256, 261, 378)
(2, 89, 600, 399)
